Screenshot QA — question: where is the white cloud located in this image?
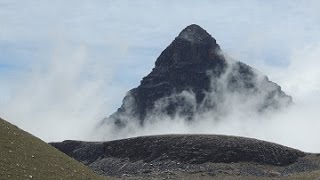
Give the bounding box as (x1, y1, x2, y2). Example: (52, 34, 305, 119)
(0, 41, 128, 141)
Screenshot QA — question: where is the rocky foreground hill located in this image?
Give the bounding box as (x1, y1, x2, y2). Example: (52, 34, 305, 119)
(51, 135, 320, 179)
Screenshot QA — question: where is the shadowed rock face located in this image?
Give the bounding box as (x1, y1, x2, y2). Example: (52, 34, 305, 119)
(50, 135, 306, 176)
(101, 24, 292, 127)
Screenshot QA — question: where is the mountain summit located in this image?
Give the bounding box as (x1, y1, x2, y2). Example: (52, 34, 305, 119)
(101, 24, 292, 129)
(178, 24, 216, 44)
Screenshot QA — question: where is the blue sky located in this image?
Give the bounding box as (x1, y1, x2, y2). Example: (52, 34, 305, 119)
(0, 1, 320, 150)
(1, 1, 319, 71)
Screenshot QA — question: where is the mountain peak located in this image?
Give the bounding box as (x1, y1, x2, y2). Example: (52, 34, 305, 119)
(178, 24, 215, 43)
(101, 25, 292, 128)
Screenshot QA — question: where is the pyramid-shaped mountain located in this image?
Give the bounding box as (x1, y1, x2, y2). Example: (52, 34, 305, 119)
(102, 24, 292, 127)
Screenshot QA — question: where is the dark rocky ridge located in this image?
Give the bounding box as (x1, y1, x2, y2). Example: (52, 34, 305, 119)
(102, 24, 292, 128)
(51, 135, 304, 166)
(50, 134, 316, 178)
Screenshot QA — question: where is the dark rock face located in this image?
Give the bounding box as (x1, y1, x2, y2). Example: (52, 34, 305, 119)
(50, 135, 306, 177)
(103, 24, 292, 127)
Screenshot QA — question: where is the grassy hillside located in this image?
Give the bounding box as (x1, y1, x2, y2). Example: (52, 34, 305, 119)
(0, 118, 108, 180)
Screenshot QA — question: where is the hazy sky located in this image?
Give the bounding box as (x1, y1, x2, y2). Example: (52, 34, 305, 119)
(0, 1, 320, 151)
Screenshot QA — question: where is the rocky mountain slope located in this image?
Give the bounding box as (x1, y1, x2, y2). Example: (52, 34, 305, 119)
(0, 118, 108, 180)
(101, 24, 292, 131)
(51, 135, 320, 179)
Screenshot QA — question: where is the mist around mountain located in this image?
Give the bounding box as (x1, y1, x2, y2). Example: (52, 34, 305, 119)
(98, 24, 292, 140)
